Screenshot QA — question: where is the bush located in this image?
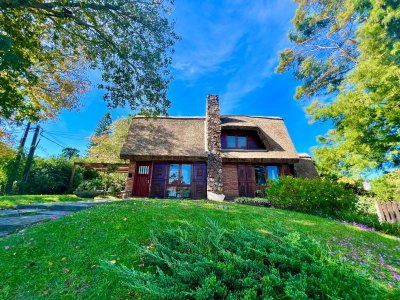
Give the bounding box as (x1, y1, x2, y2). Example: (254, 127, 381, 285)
(234, 197, 271, 207)
(105, 221, 380, 299)
(265, 177, 357, 215)
(21, 157, 83, 194)
(75, 178, 103, 192)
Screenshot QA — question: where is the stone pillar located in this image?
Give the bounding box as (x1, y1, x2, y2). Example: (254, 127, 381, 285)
(206, 95, 225, 201)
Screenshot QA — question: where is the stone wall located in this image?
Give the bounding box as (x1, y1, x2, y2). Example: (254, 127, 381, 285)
(223, 164, 239, 199)
(206, 95, 224, 194)
(125, 160, 136, 196)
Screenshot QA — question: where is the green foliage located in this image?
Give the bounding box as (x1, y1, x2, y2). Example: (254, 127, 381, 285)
(337, 210, 400, 238)
(76, 173, 125, 196)
(0, 144, 15, 193)
(234, 197, 271, 207)
(371, 170, 400, 201)
(265, 177, 357, 215)
(0, 200, 398, 298)
(75, 178, 103, 192)
(21, 157, 82, 195)
(94, 112, 113, 137)
(0, 0, 178, 123)
(278, 0, 400, 180)
(106, 221, 379, 299)
(60, 147, 80, 160)
(88, 116, 132, 162)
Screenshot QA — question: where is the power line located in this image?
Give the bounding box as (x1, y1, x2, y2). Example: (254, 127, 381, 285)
(40, 134, 67, 148)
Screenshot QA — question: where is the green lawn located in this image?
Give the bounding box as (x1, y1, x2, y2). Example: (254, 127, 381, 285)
(0, 194, 87, 209)
(0, 199, 399, 298)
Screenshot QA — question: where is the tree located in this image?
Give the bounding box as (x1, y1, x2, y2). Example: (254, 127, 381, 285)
(0, 0, 178, 124)
(371, 170, 400, 201)
(277, 0, 400, 182)
(88, 112, 113, 150)
(88, 116, 132, 162)
(94, 112, 113, 137)
(61, 147, 80, 160)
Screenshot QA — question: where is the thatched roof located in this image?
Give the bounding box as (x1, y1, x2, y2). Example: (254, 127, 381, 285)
(120, 115, 299, 163)
(220, 116, 299, 163)
(294, 153, 319, 178)
(120, 117, 207, 161)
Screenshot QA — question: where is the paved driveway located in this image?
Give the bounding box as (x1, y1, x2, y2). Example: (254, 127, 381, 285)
(0, 199, 119, 237)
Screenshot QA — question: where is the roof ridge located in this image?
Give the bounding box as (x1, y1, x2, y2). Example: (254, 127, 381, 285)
(221, 115, 283, 120)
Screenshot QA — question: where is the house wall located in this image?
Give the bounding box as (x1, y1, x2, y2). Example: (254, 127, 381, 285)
(222, 164, 239, 199)
(125, 160, 136, 196)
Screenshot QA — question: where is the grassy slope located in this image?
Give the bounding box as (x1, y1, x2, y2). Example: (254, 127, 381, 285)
(0, 195, 86, 209)
(0, 199, 399, 299)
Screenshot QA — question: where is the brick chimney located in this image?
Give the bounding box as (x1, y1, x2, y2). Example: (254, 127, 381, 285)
(206, 95, 224, 200)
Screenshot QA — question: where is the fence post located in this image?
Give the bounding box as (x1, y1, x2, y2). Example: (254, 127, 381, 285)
(375, 200, 384, 224)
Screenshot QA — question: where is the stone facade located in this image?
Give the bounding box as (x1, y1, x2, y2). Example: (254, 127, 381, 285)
(206, 95, 224, 195)
(125, 160, 136, 196)
(222, 164, 239, 199)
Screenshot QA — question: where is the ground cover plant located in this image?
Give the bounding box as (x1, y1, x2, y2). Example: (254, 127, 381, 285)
(0, 194, 86, 209)
(106, 221, 379, 299)
(0, 200, 399, 299)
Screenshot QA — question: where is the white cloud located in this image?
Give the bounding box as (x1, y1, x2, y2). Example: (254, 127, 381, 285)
(172, 0, 296, 111)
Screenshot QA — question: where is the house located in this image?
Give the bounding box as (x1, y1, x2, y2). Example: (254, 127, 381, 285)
(120, 95, 318, 200)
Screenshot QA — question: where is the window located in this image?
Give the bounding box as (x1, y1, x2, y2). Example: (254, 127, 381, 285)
(226, 135, 247, 149)
(227, 136, 236, 148)
(238, 136, 247, 148)
(254, 165, 279, 186)
(255, 166, 266, 186)
(167, 164, 192, 198)
(267, 166, 279, 181)
(138, 165, 149, 175)
(168, 164, 179, 184)
(181, 164, 191, 185)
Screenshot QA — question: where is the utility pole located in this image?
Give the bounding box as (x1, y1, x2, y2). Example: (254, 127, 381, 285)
(5, 122, 31, 194)
(20, 125, 41, 193)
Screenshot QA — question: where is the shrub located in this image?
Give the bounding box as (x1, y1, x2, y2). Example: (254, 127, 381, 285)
(105, 221, 380, 299)
(21, 157, 82, 194)
(265, 177, 357, 215)
(234, 197, 271, 207)
(75, 178, 103, 192)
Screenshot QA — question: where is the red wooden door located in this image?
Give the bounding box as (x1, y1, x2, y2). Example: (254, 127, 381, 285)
(133, 163, 151, 197)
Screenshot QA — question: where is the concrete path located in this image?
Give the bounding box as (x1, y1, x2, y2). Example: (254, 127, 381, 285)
(0, 199, 119, 238)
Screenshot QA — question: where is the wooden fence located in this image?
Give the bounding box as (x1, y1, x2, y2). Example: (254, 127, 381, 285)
(375, 201, 400, 223)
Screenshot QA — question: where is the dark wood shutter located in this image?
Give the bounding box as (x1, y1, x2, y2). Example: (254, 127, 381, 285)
(238, 165, 255, 197)
(281, 164, 293, 176)
(150, 163, 167, 198)
(192, 163, 207, 199)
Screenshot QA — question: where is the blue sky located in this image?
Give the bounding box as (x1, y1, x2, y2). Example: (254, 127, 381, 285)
(35, 0, 331, 157)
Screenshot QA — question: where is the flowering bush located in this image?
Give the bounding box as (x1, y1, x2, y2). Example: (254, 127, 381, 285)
(105, 221, 382, 299)
(265, 177, 357, 215)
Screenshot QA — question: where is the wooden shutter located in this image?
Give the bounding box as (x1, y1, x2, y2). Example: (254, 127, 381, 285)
(150, 163, 167, 198)
(238, 165, 255, 197)
(193, 163, 207, 199)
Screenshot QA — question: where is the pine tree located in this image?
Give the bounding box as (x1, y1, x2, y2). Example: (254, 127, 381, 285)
(88, 112, 112, 151)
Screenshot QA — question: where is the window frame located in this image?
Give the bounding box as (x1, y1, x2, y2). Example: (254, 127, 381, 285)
(226, 134, 248, 149)
(254, 165, 280, 187)
(166, 163, 193, 198)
